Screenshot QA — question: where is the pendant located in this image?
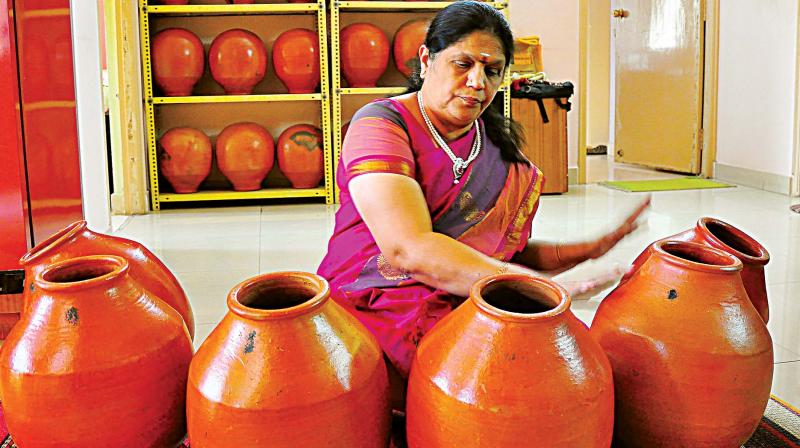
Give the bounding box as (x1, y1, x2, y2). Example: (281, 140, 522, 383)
(453, 158, 467, 184)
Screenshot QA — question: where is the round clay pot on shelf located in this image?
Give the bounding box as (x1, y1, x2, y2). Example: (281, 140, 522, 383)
(0, 255, 193, 447)
(340, 23, 390, 88)
(624, 217, 770, 322)
(151, 28, 204, 96)
(591, 241, 773, 447)
(393, 19, 428, 78)
(159, 0, 190, 5)
(277, 124, 323, 189)
(187, 271, 391, 447)
(158, 126, 212, 194)
(209, 29, 268, 95)
(406, 274, 614, 447)
(18, 220, 195, 339)
(226, 0, 255, 3)
(215, 122, 274, 191)
(272, 28, 320, 94)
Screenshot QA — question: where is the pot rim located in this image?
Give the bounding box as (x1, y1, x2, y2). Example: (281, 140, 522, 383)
(35, 255, 129, 292)
(228, 271, 330, 320)
(697, 217, 770, 265)
(471, 273, 570, 323)
(20, 220, 87, 267)
(653, 240, 743, 273)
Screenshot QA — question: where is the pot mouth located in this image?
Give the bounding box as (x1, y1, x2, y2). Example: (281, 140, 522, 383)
(471, 273, 569, 322)
(19, 220, 87, 266)
(228, 271, 330, 320)
(697, 217, 769, 265)
(36, 255, 128, 292)
(654, 240, 742, 273)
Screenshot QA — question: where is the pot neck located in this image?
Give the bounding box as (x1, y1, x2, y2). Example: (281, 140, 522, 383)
(651, 240, 743, 275)
(228, 271, 330, 321)
(470, 273, 570, 324)
(35, 255, 129, 294)
(19, 220, 90, 267)
(696, 217, 769, 266)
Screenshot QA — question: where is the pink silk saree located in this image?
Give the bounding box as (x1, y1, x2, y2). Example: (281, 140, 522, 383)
(318, 97, 544, 378)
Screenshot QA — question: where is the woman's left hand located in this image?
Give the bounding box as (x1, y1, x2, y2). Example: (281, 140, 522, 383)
(583, 194, 651, 260)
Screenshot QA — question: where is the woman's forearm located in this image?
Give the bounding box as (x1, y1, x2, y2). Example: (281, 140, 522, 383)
(512, 240, 591, 273)
(389, 232, 538, 297)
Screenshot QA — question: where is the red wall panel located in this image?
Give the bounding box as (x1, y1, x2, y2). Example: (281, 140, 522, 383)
(0, 0, 30, 270)
(15, 0, 82, 242)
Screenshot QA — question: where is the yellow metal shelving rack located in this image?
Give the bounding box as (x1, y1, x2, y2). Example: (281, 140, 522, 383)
(330, 1, 511, 201)
(139, 1, 334, 210)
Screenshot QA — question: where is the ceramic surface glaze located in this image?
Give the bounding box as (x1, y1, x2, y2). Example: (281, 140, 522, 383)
(19, 220, 195, 339)
(592, 241, 773, 447)
(158, 127, 212, 194)
(406, 274, 614, 447)
(187, 271, 391, 447)
(0, 255, 193, 447)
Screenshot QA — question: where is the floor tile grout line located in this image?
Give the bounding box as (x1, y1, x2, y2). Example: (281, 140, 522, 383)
(258, 206, 264, 274)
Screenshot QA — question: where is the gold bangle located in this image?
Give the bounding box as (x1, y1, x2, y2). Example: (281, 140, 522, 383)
(497, 261, 510, 275)
(555, 243, 563, 263)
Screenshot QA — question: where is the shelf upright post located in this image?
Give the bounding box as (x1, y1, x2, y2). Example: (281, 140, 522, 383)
(317, 0, 334, 205)
(138, 0, 161, 211)
(330, 0, 343, 203)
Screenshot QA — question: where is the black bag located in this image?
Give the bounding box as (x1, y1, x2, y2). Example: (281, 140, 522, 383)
(510, 80, 574, 123)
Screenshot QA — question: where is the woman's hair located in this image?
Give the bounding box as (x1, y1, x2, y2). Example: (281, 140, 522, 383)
(404, 1, 528, 164)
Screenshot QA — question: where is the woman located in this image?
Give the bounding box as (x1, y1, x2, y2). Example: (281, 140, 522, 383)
(318, 1, 647, 388)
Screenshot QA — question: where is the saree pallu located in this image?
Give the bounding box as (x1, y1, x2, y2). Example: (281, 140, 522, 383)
(318, 97, 544, 378)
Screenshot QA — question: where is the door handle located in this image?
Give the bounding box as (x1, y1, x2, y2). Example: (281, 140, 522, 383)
(613, 9, 629, 18)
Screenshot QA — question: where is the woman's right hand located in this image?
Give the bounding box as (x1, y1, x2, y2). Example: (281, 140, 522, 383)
(552, 264, 632, 301)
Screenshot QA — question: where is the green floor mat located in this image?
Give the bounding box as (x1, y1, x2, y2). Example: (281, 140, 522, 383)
(599, 177, 735, 192)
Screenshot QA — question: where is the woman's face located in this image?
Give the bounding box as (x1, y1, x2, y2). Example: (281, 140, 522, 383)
(419, 30, 506, 134)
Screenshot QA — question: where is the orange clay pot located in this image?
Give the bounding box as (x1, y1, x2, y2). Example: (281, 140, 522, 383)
(591, 241, 773, 447)
(0, 255, 193, 447)
(626, 217, 770, 322)
(341, 23, 389, 88)
(159, 0, 189, 4)
(272, 28, 320, 94)
(406, 274, 614, 447)
(277, 124, 323, 189)
(151, 28, 204, 96)
(209, 29, 267, 95)
(215, 122, 274, 191)
(18, 220, 195, 339)
(158, 126, 212, 193)
(187, 271, 391, 447)
(393, 19, 428, 78)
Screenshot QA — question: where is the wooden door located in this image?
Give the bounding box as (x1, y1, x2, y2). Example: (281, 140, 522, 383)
(613, 0, 704, 173)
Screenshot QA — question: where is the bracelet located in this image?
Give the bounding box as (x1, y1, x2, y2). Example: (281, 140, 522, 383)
(555, 243, 563, 263)
(496, 261, 510, 275)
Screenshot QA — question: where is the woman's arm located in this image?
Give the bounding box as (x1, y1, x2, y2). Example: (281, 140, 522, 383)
(512, 196, 651, 273)
(349, 172, 533, 297)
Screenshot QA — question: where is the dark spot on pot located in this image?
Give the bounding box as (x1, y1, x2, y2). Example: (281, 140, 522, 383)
(667, 289, 678, 300)
(29, 282, 35, 292)
(65, 307, 79, 326)
(243, 330, 256, 354)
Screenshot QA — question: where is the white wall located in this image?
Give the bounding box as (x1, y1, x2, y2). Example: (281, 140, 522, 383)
(510, 0, 581, 168)
(716, 0, 798, 178)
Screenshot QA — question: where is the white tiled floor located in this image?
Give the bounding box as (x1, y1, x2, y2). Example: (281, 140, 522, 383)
(112, 183, 800, 407)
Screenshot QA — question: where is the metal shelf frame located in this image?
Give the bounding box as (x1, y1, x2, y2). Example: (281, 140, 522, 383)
(330, 1, 511, 202)
(139, 0, 335, 210)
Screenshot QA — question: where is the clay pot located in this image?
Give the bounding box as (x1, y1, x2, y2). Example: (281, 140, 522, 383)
(216, 122, 274, 191)
(187, 271, 391, 447)
(158, 127, 212, 193)
(18, 220, 195, 339)
(627, 217, 770, 322)
(226, 0, 255, 3)
(0, 255, 193, 447)
(151, 28, 204, 96)
(393, 19, 428, 78)
(160, 0, 190, 5)
(273, 28, 320, 94)
(277, 124, 323, 189)
(591, 241, 773, 447)
(406, 274, 614, 447)
(341, 23, 389, 88)
(209, 29, 268, 95)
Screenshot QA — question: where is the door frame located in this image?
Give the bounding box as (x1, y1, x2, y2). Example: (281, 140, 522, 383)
(792, 1, 800, 197)
(578, 0, 720, 183)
